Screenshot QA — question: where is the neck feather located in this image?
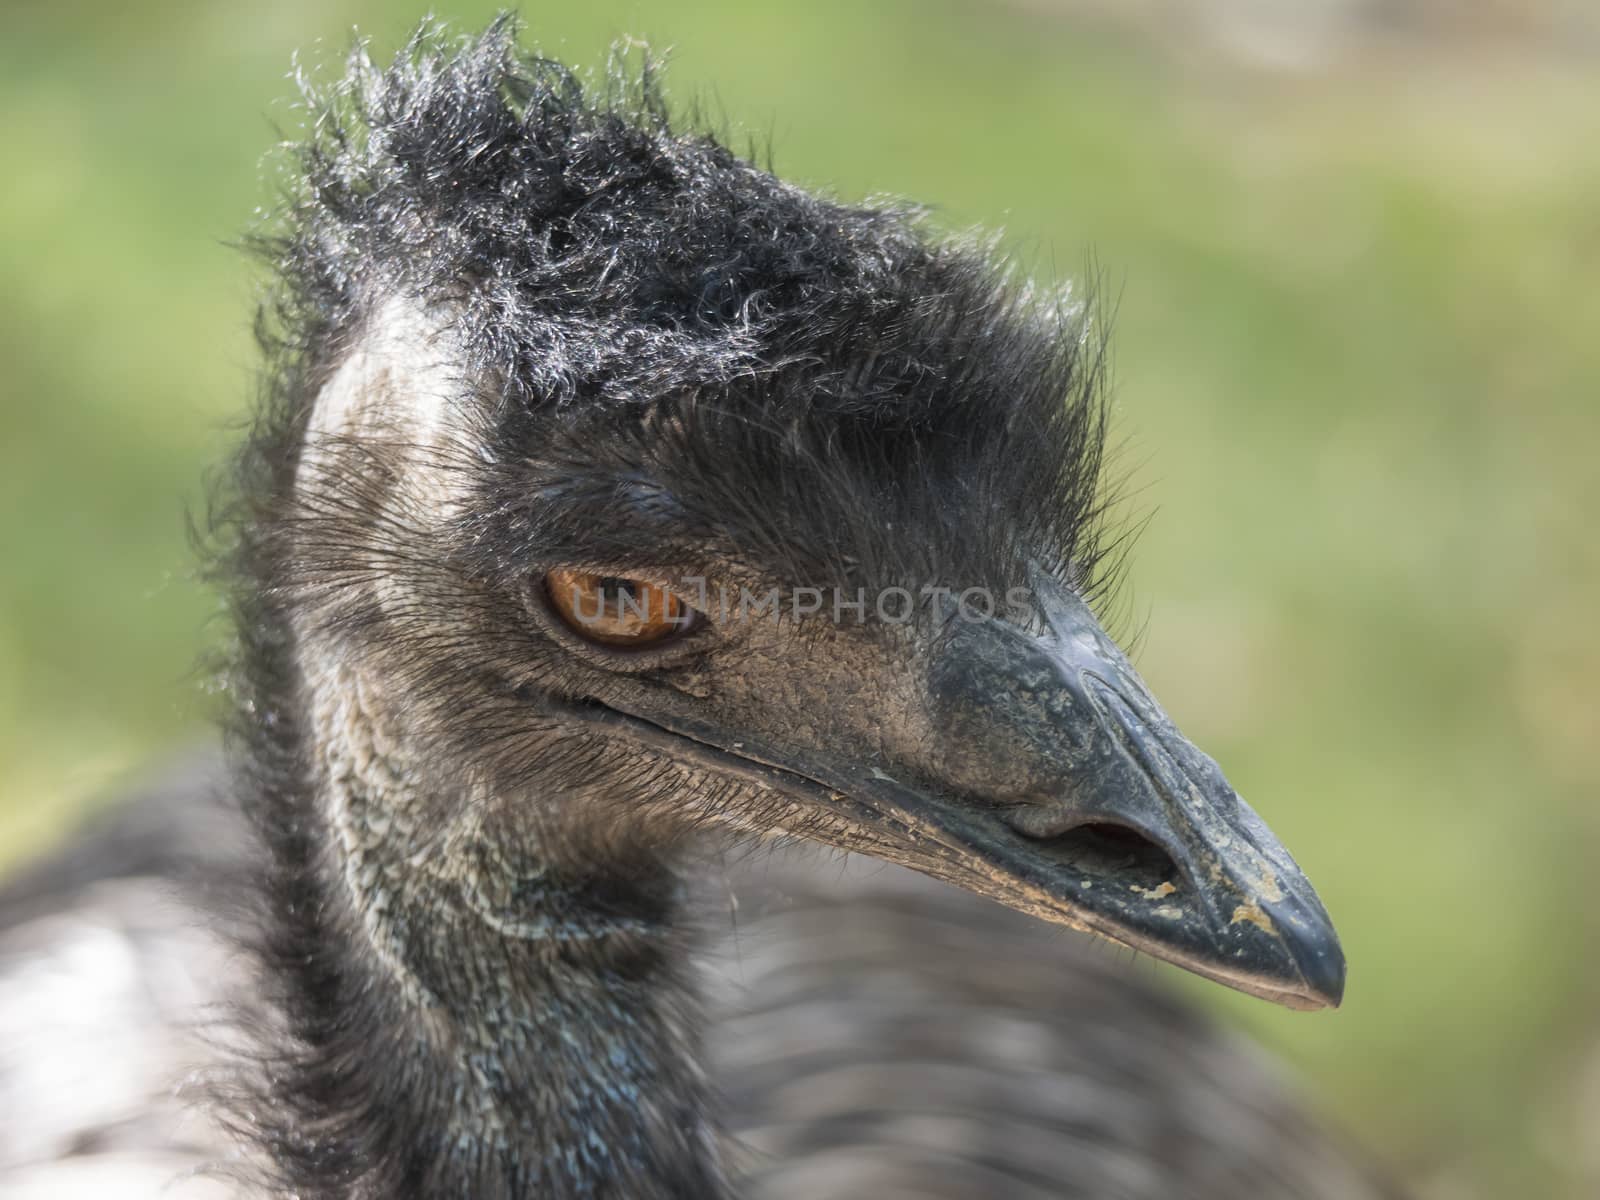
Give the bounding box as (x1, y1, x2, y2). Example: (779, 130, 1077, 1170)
(243, 656, 728, 1199)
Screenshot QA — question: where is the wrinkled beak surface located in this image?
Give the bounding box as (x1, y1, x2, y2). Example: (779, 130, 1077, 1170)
(919, 569, 1345, 1010)
(552, 566, 1344, 1012)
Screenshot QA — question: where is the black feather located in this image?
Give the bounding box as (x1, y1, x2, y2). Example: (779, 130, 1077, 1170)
(204, 17, 1125, 1198)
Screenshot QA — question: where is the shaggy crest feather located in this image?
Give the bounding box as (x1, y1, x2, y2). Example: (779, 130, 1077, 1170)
(244, 17, 1120, 606)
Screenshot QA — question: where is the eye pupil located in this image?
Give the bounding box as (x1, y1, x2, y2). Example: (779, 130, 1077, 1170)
(545, 568, 695, 648)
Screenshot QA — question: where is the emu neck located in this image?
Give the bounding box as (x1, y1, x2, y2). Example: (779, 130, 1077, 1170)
(280, 660, 725, 1199)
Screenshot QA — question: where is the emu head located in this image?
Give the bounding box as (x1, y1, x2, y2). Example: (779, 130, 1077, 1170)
(259, 33, 1343, 1011)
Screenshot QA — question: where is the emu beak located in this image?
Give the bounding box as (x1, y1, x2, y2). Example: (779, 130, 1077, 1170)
(913, 569, 1345, 1011)
(558, 570, 1344, 1011)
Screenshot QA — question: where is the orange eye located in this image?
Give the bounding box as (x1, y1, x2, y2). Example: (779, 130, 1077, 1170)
(544, 569, 694, 648)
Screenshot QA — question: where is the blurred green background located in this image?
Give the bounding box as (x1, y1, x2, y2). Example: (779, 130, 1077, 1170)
(2, 1, 1596, 1195)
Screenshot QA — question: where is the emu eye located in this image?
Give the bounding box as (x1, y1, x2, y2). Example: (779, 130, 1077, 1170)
(544, 569, 696, 648)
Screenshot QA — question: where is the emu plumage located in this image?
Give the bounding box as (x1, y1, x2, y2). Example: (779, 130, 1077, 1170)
(0, 764, 1388, 1198)
(0, 21, 1380, 1200)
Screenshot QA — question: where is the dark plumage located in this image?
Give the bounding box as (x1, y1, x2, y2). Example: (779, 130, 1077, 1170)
(0, 764, 1390, 1199)
(244, 21, 1112, 613)
(0, 18, 1393, 1200)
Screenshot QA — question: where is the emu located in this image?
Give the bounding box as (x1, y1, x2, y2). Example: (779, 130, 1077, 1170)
(0, 23, 1397, 1200)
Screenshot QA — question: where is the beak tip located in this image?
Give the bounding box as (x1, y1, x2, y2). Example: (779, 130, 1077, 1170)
(1307, 954, 1347, 1010)
(1296, 959, 1346, 1011)
(1286, 915, 1346, 1010)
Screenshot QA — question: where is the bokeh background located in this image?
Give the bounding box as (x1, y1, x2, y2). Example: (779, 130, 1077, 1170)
(2, 1, 1596, 1195)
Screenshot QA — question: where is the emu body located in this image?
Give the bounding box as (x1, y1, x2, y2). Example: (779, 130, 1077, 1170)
(0, 22, 1391, 1200)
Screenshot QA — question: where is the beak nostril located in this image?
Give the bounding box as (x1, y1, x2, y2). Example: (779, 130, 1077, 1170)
(1021, 821, 1186, 896)
(1073, 821, 1164, 853)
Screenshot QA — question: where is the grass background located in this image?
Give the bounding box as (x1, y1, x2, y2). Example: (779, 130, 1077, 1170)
(2, 2, 1596, 1195)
